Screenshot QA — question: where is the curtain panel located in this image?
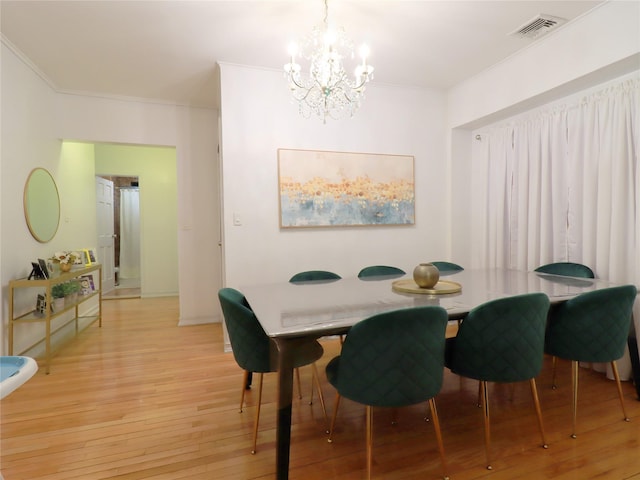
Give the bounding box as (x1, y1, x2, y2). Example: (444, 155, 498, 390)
(473, 76, 638, 278)
(472, 75, 639, 378)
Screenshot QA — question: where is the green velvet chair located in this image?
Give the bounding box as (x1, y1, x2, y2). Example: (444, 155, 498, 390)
(534, 261, 595, 386)
(325, 306, 449, 480)
(289, 270, 341, 283)
(544, 285, 637, 438)
(357, 265, 405, 279)
(534, 262, 595, 279)
(218, 288, 327, 454)
(445, 293, 550, 470)
(291, 270, 345, 348)
(430, 261, 464, 273)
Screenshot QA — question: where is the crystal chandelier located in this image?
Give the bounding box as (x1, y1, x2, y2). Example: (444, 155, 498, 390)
(284, 0, 374, 123)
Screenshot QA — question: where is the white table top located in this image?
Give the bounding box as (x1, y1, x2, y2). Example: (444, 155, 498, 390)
(241, 268, 616, 338)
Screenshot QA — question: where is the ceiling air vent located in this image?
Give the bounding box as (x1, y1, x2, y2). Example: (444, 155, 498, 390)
(509, 14, 567, 39)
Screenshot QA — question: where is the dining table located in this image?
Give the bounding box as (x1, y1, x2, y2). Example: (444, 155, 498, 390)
(240, 267, 619, 479)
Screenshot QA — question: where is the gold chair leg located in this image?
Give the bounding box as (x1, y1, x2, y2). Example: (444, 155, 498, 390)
(529, 378, 548, 448)
(366, 405, 373, 480)
(327, 393, 341, 443)
(551, 356, 558, 389)
(610, 361, 630, 422)
(480, 381, 492, 470)
(571, 360, 579, 438)
(311, 363, 329, 430)
(251, 373, 264, 454)
(428, 398, 449, 480)
(239, 370, 249, 412)
(295, 367, 302, 399)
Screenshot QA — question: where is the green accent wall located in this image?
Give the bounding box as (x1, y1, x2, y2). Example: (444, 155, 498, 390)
(94, 143, 178, 296)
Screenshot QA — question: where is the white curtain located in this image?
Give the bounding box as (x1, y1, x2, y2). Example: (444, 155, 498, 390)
(119, 188, 140, 279)
(472, 75, 639, 378)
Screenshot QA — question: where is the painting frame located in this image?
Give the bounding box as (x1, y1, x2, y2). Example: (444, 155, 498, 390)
(278, 148, 415, 228)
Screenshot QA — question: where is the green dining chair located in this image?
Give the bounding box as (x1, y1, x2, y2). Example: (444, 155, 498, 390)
(357, 265, 405, 279)
(218, 287, 327, 454)
(430, 261, 464, 273)
(534, 261, 595, 386)
(534, 262, 595, 279)
(290, 270, 346, 349)
(445, 293, 550, 470)
(289, 270, 341, 283)
(544, 285, 637, 438)
(325, 306, 450, 480)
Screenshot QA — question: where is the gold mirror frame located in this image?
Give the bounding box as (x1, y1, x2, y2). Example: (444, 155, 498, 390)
(23, 168, 60, 243)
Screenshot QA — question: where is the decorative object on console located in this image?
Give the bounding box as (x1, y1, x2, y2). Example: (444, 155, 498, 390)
(79, 275, 95, 295)
(51, 284, 66, 311)
(28, 261, 47, 280)
(37, 258, 51, 278)
(50, 251, 78, 272)
(35, 294, 48, 316)
(284, 0, 374, 122)
(413, 262, 440, 289)
(86, 248, 97, 264)
(63, 281, 81, 305)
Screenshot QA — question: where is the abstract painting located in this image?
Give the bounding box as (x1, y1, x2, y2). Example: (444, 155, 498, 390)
(278, 149, 415, 228)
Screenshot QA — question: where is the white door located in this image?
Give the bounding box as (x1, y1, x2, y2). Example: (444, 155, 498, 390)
(96, 176, 116, 293)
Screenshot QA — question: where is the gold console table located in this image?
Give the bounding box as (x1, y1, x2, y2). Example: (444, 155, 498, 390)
(8, 264, 102, 374)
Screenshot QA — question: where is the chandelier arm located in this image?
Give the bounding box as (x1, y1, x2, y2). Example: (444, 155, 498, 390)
(299, 87, 319, 103)
(352, 77, 369, 91)
(287, 75, 308, 91)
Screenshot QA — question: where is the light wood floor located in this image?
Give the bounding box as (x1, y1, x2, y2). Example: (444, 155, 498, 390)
(2, 296, 639, 479)
(102, 287, 141, 300)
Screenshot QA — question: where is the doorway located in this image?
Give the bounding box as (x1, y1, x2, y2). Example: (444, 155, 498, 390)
(100, 175, 141, 299)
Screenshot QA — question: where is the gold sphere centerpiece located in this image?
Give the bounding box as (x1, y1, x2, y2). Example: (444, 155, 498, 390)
(413, 263, 440, 289)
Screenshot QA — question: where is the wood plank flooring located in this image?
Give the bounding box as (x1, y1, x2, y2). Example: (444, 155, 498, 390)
(2, 296, 639, 479)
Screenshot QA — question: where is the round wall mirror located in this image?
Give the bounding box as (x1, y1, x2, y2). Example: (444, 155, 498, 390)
(23, 168, 60, 243)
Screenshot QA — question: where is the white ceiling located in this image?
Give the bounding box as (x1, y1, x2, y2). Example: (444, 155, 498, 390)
(1, 0, 605, 109)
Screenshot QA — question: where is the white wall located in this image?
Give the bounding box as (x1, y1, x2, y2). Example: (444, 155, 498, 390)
(1, 43, 66, 355)
(1, 40, 220, 357)
(219, 64, 449, 288)
(54, 91, 219, 326)
(448, 1, 640, 130)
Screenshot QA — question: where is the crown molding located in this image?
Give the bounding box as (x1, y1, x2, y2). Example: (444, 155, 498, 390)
(2, 33, 58, 91)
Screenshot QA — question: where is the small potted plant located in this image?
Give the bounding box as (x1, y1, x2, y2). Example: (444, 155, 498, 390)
(51, 284, 66, 311)
(63, 281, 81, 305)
